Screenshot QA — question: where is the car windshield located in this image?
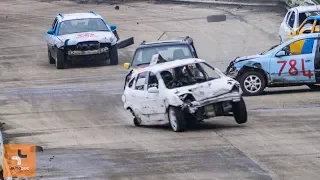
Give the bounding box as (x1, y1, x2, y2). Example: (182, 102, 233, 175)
(160, 62, 222, 89)
(131, 44, 193, 68)
(58, 18, 109, 36)
(260, 44, 279, 55)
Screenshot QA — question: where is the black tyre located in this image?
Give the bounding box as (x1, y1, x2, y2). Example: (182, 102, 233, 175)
(109, 45, 118, 65)
(307, 84, 320, 89)
(56, 48, 65, 69)
(232, 97, 247, 124)
(168, 106, 186, 132)
(133, 117, 142, 126)
(48, 48, 55, 64)
(239, 71, 266, 96)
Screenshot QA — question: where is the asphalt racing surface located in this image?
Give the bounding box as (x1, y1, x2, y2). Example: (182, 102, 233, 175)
(0, 0, 320, 179)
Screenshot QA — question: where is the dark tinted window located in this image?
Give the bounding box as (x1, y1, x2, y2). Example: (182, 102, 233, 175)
(58, 18, 109, 36)
(131, 45, 193, 68)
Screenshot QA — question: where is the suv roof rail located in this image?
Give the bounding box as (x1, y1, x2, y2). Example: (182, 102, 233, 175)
(183, 36, 190, 41)
(58, 13, 64, 19)
(140, 40, 146, 45)
(90, 11, 98, 15)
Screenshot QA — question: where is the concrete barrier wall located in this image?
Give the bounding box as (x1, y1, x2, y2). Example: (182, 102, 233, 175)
(282, 0, 318, 7)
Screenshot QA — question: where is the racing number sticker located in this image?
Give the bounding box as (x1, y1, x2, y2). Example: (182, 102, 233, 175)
(77, 33, 96, 38)
(277, 59, 313, 78)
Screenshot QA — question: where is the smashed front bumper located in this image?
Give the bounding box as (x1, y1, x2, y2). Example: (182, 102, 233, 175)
(224, 60, 239, 79)
(67, 47, 109, 56)
(181, 92, 241, 114)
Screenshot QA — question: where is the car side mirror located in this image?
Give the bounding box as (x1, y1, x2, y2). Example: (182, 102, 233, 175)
(123, 63, 130, 69)
(110, 24, 117, 31)
(148, 87, 159, 93)
(47, 29, 54, 35)
(276, 50, 286, 57)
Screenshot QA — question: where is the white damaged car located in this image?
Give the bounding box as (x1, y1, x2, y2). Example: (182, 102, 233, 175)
(121, 55, 248, 132)
(43, 11, 133, 69)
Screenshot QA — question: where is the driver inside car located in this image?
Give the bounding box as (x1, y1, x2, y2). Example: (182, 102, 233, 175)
(161, 70, 183, 89)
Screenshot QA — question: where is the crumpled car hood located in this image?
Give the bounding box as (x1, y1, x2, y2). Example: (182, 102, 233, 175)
(235, 54, 263, 63)
(57, 31, 116, 45)
(172, 77, 238, 101)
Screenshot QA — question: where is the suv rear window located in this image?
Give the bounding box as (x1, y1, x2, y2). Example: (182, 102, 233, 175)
(131, 44, 193, 68)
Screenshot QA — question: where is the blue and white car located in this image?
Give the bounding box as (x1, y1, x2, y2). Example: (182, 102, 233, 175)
(225, 33, 320, 96)
(43, 11, 133, 69)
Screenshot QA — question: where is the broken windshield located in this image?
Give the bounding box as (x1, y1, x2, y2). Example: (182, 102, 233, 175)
(160, 62, 221, 89)
(131, 44, 193, 68)
(260, 44, 279, 55)
(58, 18, 109, 36)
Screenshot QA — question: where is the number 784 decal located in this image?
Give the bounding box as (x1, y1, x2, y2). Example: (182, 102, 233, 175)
(277, 59, 314, 78)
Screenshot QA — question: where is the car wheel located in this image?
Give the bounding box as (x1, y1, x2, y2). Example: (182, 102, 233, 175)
(133, 117, 142, 126)
(168, 106, 186, 132)
(48, 48, 55, 64)
(307, 84, 320, 89)
(239, 71, 266, 96)
(109, 45, 118, 65)
(56, 48, 65, 69)
(232, 97, 247, 124)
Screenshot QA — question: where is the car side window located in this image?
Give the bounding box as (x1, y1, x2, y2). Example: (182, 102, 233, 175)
(284, 38, 315, 55)
(52, 20, 59, 33)
(288, 11, 296, 28)
(314, 20, 320, 33)
(285, 10, 292, 23)
(52, 18, 57, 29)
(147, 72, 158, 89)
(299, 19, 314, 33)
(135, 72, 147, 90)
(128, 77, 135, 88)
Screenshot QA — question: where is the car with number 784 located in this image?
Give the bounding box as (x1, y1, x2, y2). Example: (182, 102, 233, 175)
(225, 33, 320, 96)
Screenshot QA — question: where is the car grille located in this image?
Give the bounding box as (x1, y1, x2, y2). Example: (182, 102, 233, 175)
(67, 42, 111, 51)
(77, 41, 100, 50)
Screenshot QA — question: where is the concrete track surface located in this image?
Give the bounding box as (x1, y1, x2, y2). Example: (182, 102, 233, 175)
(0, 0, 320, 179)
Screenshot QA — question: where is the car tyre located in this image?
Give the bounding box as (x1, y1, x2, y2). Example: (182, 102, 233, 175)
(48, 48, 55, 64)
(232, 97, 247, 124)
(168, 106, 186, 132)
(133, 117, 142, 126)
(109, 45, 118, 65)
(56, 48, 65, 69)
(239, 71, 266, 96)
(307, 84, 320, 89)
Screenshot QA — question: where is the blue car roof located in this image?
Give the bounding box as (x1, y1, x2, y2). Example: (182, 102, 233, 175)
(306, 14, 320, 21)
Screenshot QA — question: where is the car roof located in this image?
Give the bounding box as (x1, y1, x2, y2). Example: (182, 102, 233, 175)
(291, 5, 320, 13)
(133, 58, 206, 74)
(293, 32, 320, 39)
(137, 36, 193, 49)
(58, 12, 102, 21)
(306, 14, 320, 20)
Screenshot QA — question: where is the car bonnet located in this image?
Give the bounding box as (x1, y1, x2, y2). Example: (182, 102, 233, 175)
(58, 31, 115, 45)
(170, 76, 238, 102)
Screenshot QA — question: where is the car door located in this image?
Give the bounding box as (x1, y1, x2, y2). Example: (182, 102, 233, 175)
(130, 71, 149, 118)
(314, 38, 320, 83)
(270, 37, 317, 84)
(279, 10, 292, 41)
(285, 10, 298, 40)
(142, 71, 166, 119)
(47, 18, 59, 56)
